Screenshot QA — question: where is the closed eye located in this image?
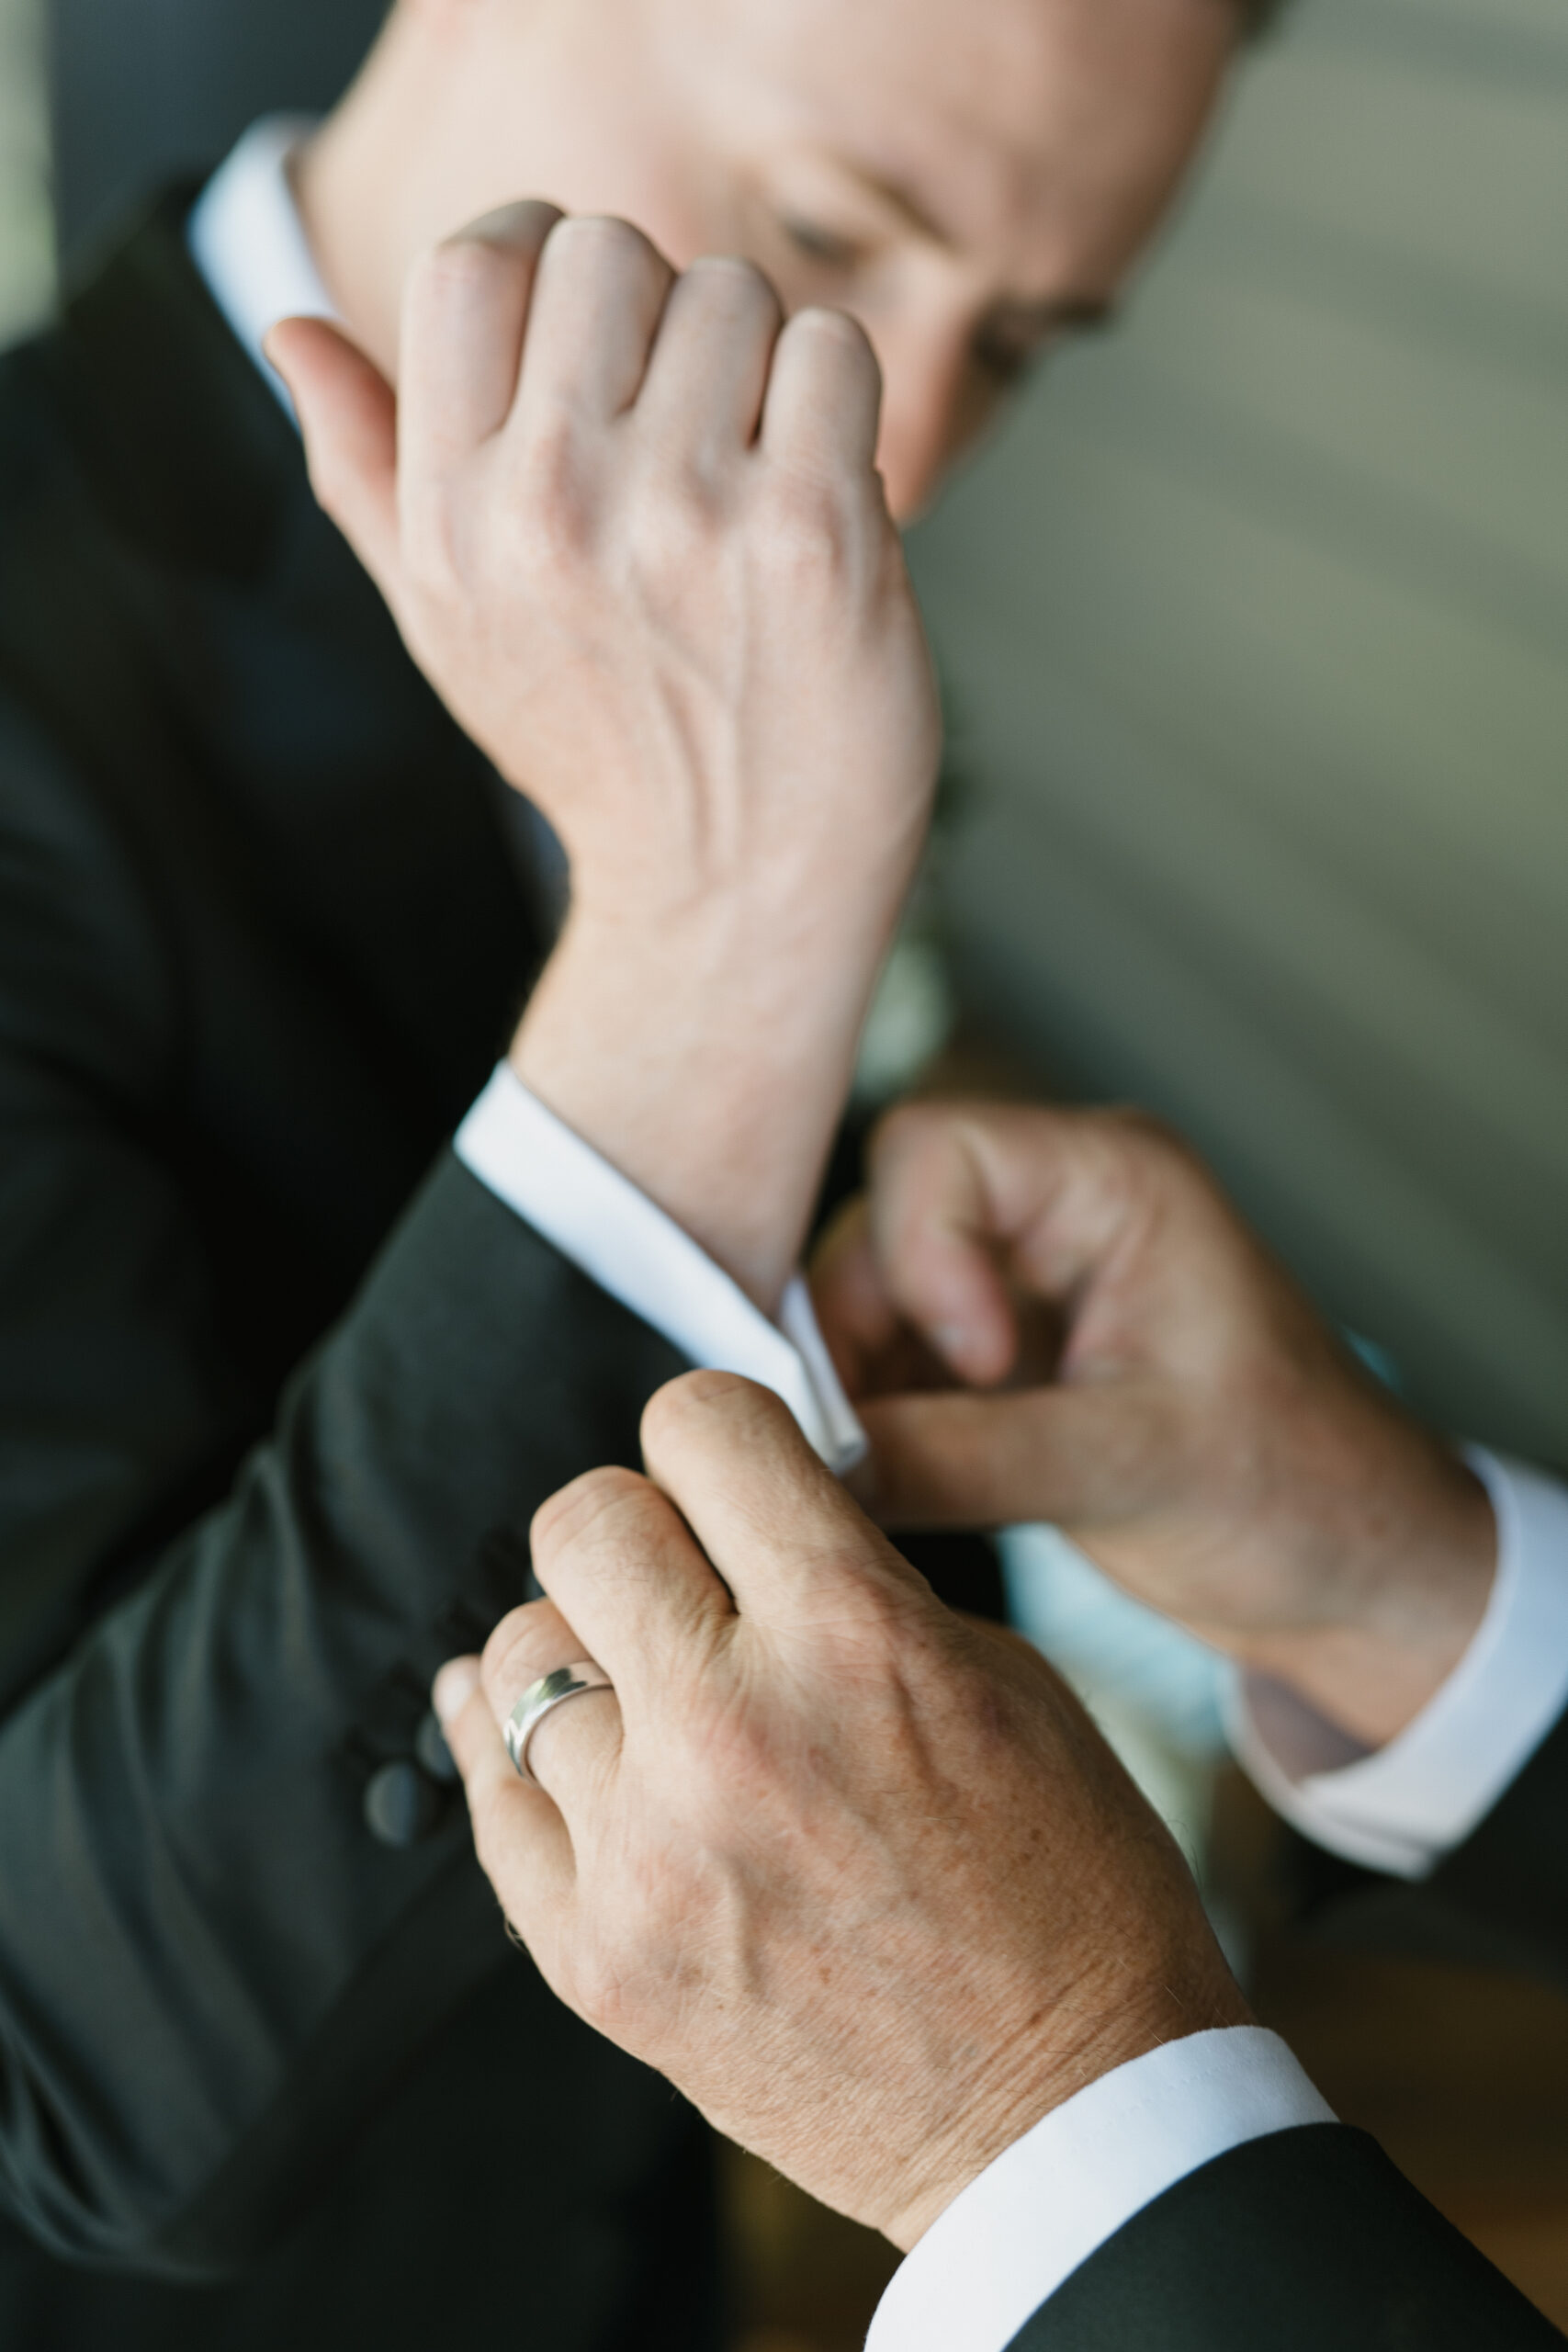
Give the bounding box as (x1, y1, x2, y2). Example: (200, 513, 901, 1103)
(974, 300, 1113, 386)
(778, 214, 866, 272)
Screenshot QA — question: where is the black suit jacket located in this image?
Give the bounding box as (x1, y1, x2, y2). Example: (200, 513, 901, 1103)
(4, 177, 1560, 2352)
(0, 187, 736, 2351)
(1007, 1707, 1568, 2345)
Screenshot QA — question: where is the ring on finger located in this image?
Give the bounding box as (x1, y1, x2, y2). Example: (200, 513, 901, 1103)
(503, 1662, 615, 1784)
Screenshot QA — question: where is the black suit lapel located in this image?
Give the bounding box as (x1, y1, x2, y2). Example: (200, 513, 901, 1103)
(33, 190, 544, 1136)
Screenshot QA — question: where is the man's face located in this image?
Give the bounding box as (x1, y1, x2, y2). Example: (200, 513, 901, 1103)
(398, 0, 1237, 517)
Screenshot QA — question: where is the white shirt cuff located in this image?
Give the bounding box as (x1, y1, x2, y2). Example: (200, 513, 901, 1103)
(1230, 1451, 1568, 1880)
(454, 1065, 865, 1476)
(867, 2027, 1332, 2352)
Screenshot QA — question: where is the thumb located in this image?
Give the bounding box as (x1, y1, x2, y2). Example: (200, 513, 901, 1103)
(265, 317, 400, 597)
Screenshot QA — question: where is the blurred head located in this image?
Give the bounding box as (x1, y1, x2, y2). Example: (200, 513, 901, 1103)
(304, 0, 1248, 518)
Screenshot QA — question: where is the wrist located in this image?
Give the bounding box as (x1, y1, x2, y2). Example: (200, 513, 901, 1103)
(512, 892, 900, 1310)
(1240, 1445, 1497, 1750)
(879, 1946, 1253, 2252)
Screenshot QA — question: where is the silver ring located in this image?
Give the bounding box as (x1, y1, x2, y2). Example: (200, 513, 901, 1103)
(504, 1662, 615, 1784)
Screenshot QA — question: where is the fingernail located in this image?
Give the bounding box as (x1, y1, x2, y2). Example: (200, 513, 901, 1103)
(433, 1657, 480, 1725)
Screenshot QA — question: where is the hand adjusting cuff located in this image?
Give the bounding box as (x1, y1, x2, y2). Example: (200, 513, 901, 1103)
(504, 1663, 615, 1783)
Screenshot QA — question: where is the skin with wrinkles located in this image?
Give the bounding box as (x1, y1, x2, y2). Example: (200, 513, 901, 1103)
(434, 1374, 1248, 2252)
(813, 1102, 1498, 1748)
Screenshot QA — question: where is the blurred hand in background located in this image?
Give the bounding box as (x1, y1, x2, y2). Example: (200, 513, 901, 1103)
(813, 1102, 1498, 1749)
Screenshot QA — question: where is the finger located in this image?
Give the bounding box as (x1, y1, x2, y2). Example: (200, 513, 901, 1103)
(267, 318, 399, 593)
(810, 1197, 959, 1402)
(399, 201, 562, 463)
(528, 1464, 733, 1698)
(857, 1381, 1176, 1533)
(638, 1372, 921, 1630)
(866, 1104, 1027, 1385)
(635, 255, 784, 465)
(808, 1198, 899, 1393)
(513, 214, 674, 426)
(759, 306, 883, 479)
(476, 1595, 625, 1813)
(433, 1655, 576, 1941)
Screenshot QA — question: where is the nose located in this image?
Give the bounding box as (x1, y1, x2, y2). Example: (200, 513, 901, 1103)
(869, 320, 989, 526)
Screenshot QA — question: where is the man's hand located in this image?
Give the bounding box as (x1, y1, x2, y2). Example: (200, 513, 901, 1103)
(434, 1373, 1247, 2251)
(813, 1102, 1497, 1749)
(268, 210, 939, 1308)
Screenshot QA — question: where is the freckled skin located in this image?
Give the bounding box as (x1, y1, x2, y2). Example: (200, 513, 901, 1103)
(440, 1374, 1248, 2252)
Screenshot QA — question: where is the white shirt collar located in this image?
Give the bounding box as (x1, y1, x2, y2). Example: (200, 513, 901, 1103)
(186, 115, 338, 412)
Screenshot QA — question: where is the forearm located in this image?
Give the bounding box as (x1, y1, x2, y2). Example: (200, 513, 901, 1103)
(513, 887, 905, 1314)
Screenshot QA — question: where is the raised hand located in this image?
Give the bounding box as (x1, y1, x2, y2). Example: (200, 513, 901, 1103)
(269, 210, 941, 1307)
(813, 1102, 1497, 1748)
(434, 1373, 1247, 2250)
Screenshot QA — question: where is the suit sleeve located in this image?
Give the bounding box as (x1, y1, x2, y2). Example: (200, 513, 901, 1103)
(1009, 2124, 1562, 2350)
(1233, 1450, 1568, 1987)
(0, 716, 689, 2273)
(1358, 1704, 1568, 1989)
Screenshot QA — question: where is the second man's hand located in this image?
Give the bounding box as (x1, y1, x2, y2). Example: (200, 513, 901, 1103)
(268, 209, 940, 1313)
(434, 1373, 1248, 2252)
(813, 1101, 1498, 1751)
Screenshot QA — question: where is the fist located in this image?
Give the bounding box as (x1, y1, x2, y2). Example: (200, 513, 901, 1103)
(813, 1100, 1497, 1749)
(269, 206, 939, 931)
(434, 1374, 1245, 2251)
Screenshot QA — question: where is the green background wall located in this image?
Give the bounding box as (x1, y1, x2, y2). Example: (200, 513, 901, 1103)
(908, 0, 1568, 1462)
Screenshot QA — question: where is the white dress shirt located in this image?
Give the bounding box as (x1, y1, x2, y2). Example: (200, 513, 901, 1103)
(1233, 1449, 1568, 1878)
(188, 119, 1568, 2351)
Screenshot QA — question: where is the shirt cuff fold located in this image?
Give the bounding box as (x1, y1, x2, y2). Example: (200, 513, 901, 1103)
(454, 1065, 865, 1476)
(1230, 1451, 1568, 1879)
(866, 2027, 1332, 2352)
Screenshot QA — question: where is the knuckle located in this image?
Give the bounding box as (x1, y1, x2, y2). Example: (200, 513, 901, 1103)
(754, 467, 852, 575)
(530, 1464, 651, 1568)
(569, 1929, 642, 2039)
(640, 1370, 776, 1461)
(791, 303, 876, 371)
(516, 416, 597, 563)
(682, 252, 782, 321)
(836, 1560, 922, 1653)
(551, 210, 663, 286)
(479, 1601, 536, 1679)
(479, 1600, 559, 1702)
(423, 232, 512, 307)
(626, 461, 726, 582)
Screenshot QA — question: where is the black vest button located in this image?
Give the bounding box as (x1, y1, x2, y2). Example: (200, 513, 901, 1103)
(364, 1758, 444, 1847)
(415, 1709, 460, 1785)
